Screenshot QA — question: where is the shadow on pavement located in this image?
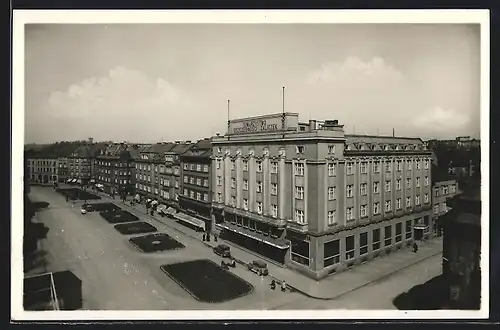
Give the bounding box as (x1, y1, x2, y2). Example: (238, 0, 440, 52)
(392, 274, 448, 310)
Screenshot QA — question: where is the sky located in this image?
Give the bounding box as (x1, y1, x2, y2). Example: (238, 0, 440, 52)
(24, 23, 481, 144)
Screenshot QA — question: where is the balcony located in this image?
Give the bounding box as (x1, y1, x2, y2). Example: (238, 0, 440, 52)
(223, 205, 287, 227)
(286, 220, 309, 233)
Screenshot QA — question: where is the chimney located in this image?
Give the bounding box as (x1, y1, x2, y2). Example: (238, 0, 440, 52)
(309, 120, 316, 131)
(88, 137, 94, 145)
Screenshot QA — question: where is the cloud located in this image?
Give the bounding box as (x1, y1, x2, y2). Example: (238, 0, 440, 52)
(41, 67, 199, 141)
(413, 106, 469, 133)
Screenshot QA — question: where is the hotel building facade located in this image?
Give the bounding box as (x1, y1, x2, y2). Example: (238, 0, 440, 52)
(211, 112, 434, 280)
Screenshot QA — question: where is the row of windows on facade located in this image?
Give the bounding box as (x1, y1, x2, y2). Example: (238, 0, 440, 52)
(136, 174, 180, 188)
(98, 169, 131, 176)
(215, 145, 337, 155)
(183, 163, 210, 173)
(215, 159, 430, 176)
(96, 161, 129, 167)
(136, 163, 180, 175)
(435, 184, 456, 196)
(136, 183, 179, 201)
(291, 219, 419, 267)
(292, 193, 430, 225)
(183, 175, 209, 187)
(183, 188, 210, 202)
(28, 160, 56, 166)
(216, 193, 279, 218)
(69, 172, 91, 177)
(28, 167, 56, 173)
(434, 202, 450, 214)
(97, 176, 129, 184)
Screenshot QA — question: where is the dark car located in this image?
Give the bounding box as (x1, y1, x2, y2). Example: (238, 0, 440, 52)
(213, 244, 231, 258)
(247, 260, 269, 276)
(80, 204, 94, 214)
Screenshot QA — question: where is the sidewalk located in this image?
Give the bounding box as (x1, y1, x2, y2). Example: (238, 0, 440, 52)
(91, 190, 443, 300)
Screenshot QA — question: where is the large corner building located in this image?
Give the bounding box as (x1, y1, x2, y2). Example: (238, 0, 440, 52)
(211, 112, 434, 280)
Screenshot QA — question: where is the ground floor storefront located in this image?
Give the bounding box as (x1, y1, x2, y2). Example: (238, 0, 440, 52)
(178, 196, 213, 233)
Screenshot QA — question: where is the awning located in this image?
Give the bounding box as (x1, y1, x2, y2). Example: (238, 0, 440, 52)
(216, 223, 289, 249)
(71, 179, 77, 183)
(414, 225, 429, 230)
(166, 207, 177, 215)
(157, 204, 167, 212)
(66, 179, 72, 183)
(174, 212, 206, 231)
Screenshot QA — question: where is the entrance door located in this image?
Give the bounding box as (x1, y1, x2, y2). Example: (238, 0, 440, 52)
(414, 228, 423, 241)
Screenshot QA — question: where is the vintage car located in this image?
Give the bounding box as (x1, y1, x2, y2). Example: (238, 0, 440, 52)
(247, 260, 269, 276)
(80, 204, 94, 214)
(213, 244, 231, 258)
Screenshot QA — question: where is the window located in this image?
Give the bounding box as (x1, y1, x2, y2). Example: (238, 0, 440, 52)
(328, 163, 336, 176)
(360, 183, 367, 196)
(424, 176, 429, 187)
(271, 162, 278, 173)
(424, 159, 429, 169)
(406, 160, 412, 171)
(323, 240, 340, 267)
(196, 192, 201, 200)
(328, 187, 336, 200)
(385, 200, 392, 212)
(243, 199, 249, 210)
(243, 179, 249, 191)
(345, 235, 355, 260)
(360, 232, 368, 256)
(295, 186, 304, 200)
(189, 190, 194, 198)
(346, 207, 354, 221)
(190, 177, 195, 184)
(294, 209, 305, 224)
(434, 204, 439, 214)
(291, 237, 310, 266)
(373, 202, 381, 215)
(385, 161, 392, 172)
(435, 188, 439, 197)
(346, 162, 354, 175)
(385, 180, 391, 192)
(327, 210, 336, 225)
(384, 225, 392, 247)
(360, 204, 367, 218)
(450, 184, 456, 194)
(243, 160, 248, 171)
(256, 161, 263, 173)
(373, 161, 380, 173)
(271, 183, 278, 195)
(405, 220, 412, 239)
(196, 178, 202, 186)
(416, 177, 421, 188)
(396, 198, 402, 210)
(424, 193, 429, 204)
(216, 160, 221, 169)
(328, 145, 336, 154)
(406, 178, 412, 189)
(415, 195, 421, 205)
(294, 162, 304, 176)
(231, 178, 236, 188)
(217, 193, 222, 203)
(395, 223, 402, 242)
(443, 186, 449, 195)
(396, 160, 402, 171)
(406, 196, 412, 208)
(231, 196, 236, 206)
(175, 180, 179, 188)
(360, 162, 367, 174)
(256, 181, 263, 193)
(346, 185, 353, 198)
(231, 160, 235, 170)
(217, 176, 222, 186)
(416, 161, 421, 170)
(271, 205, 278, 218)
(203, 179, 209, 187)
(203, 165, 209, 172)
(373, 182, 380, 194)
(256, 201, 262, 214)
(296, 146, 305, 154)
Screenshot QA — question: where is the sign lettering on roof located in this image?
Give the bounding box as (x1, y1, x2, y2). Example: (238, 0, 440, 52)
(229, 115, 283, 135)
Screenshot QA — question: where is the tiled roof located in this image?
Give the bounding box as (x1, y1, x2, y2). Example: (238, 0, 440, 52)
(345, 134, 426, 152)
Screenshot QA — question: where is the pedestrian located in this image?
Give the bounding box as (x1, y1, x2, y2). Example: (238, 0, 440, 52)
(281, 280, 286, 292)
(413, 241, 419, 253)
(270, 280, 276, 290)
(202, 234, 206, 241)
(206, 234, 211, 242)
(214, 233, 218, 242)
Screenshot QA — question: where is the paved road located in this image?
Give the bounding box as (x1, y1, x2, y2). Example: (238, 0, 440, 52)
(27, 187, 300, 310)
(270, 253, 443, 310)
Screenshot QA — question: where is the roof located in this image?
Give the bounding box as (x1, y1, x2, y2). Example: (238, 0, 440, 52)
(344, 135, 426, 153)
(26, 141, 85, 158)
(181, 138, 212, 158)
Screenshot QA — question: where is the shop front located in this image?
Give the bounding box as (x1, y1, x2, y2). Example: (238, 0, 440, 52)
(217, 212, 289, 264)
(414, 216, 431, 241)
(178, 195, 213, 233)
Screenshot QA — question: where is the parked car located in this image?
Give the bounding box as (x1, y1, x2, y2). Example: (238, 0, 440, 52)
(213, 244, 231, 258)
(247, 260, 269, 276)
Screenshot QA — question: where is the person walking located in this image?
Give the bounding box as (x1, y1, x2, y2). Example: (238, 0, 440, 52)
(270, 280, 276, 290)
(213, 232, 218, 242)
(413, 241, 419, 253)
(281, 280, 287, 292)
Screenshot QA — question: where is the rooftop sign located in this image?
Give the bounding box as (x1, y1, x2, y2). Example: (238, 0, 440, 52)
(228, 113, 299, 135)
